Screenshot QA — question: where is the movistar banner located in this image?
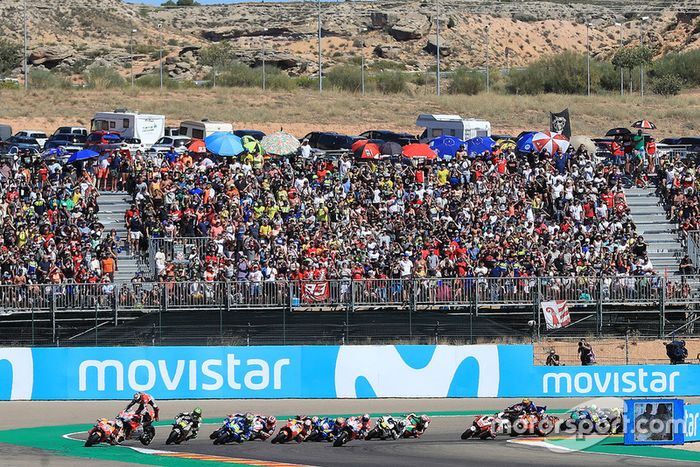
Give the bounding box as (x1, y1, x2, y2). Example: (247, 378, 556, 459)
(2, 345, 700, 400)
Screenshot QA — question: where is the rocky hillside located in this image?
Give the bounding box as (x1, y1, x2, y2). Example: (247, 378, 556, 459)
(1, 0, 698, 81)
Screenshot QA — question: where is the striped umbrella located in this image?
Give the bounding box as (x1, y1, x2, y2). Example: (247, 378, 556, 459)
(631, 120, 656, 130)
(261, 131, 300, 156)
(532, 131, 570, 154)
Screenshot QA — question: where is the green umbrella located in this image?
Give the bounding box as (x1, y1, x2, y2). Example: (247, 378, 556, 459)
(261, 131, 300, 156)
(242, 135, 264, 155)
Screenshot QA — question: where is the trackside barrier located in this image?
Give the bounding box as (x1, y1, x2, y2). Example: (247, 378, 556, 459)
(2, 344, 700, 401)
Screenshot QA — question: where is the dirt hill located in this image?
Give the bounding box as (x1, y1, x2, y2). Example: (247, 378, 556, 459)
(1, 0, 699, 81)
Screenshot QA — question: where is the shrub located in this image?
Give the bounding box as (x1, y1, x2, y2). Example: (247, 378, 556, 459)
(374, 70, 407, 94)
(448, 68, 484, 95)
(199, 42, 235, 68)
(28, 69, 71, 89)
(135, 73, 181, 89)
(83, 66, 125, 89)
(651, 49, 700, 87)
(504, 51, 599, 94)
(264, 67, 296, 91)
(0, 39, 21, 76)
(326, 64, 363, 92)
(650, 73, 683, 97)
(211, 62, 259, 87)
(295, 75, 317, 89)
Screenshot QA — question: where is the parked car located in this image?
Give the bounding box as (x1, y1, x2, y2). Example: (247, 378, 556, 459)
(3, 145, 40, 165)
(302, 132, 373, 151)
(5, 137, 42, 153)
(233, 129, 266, 141)
(52, 126, 88, 137)
(121, 137, 146, 154)
(0, 124, 12, 142)
(359, 130, 417, 146)
(13, 130, 48, 148)
(44, 136, 85, 155)
(147, 136, 192, 155)
(86, 131, 122, 146)
(659, 137, 700, 154)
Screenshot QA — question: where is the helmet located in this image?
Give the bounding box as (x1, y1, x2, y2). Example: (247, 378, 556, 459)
(335, 417, 345, 426)
(522, 398, 531, 405)
(304, 419, 312, 428)
(589, 404, 597, 412)
(362, 414, 371, 423)
(133, 392, 142, 401)
(266, 416, 277, 428)
(311, 416, 319, 425)
(192, 407, 202, 419)
(420, 415, 430, 424)
(245, 413, 255, 424)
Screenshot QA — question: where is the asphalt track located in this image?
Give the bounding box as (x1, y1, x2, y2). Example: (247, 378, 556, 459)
(3, 399, 700, 467)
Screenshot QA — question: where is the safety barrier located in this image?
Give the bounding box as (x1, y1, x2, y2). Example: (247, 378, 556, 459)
(2, 344, 700, 401)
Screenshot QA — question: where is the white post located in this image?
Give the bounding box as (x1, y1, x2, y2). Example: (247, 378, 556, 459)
(360, 36, 365, 96)
(23, 0, 28, 90)
(436, 0, 440, 96)
(158, 23, 163, 91)
(615, 22, 623, 96)
(640, 17, 649, 98)
(586, 23, 591, 96)
(262, 34, 266, 91)
(130, 29, 137, 88)
(485, 24, 490, 93)
(317, 0, 322, 92)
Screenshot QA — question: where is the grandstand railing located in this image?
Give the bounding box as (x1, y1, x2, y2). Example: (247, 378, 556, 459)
(688, 231, 700, 271)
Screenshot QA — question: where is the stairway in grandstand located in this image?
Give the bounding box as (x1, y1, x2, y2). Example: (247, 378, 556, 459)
(624, 186, 682, 273)
(97, 191, 141, 283)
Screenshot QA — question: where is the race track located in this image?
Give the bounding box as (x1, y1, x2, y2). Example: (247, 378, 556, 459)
(3, 399, 700, 466)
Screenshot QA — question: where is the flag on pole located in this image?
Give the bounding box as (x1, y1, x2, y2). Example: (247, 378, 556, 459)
(541, 300, 571, 329)
(301, 281, 330, 303)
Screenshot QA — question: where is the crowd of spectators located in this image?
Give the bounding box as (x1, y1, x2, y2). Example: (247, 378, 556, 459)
(0, 153, 122, 298)
(126, 142, 656, 286)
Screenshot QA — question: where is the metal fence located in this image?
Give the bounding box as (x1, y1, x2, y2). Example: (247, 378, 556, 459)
(688, 231, 700, 272)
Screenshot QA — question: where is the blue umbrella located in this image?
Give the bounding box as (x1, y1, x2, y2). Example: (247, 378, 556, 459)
(204, 132, 244, 157)
(465, 136, 496, 157)
(429, 135, 464, 160)
(516, 132, 537, 153)
(103, 133, 121, 141)
(66, 149, 99, 164)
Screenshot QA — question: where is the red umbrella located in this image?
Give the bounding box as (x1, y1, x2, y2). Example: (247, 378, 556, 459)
(188, 139, 207, 154)
(532, 131, 570, 154)
(353, 141, 381, 160)
(402, 143, 437, 160)
(631, 120, 656, 130)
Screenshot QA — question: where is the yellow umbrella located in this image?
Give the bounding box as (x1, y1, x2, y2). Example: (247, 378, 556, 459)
(496, 139, 516, 151)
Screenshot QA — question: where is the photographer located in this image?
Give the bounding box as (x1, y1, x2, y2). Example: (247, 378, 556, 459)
(665, 339, 688, 365)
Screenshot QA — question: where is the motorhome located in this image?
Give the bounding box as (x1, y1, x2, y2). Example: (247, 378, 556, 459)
(416, 114, 491, 142)
(178, 120, 233, 140)
(91, 110, 165, 148)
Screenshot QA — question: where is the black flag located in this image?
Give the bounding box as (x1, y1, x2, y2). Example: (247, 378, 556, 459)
(550, 109, 571, 138)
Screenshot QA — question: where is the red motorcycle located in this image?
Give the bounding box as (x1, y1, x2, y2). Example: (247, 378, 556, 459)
(115, 410, 156, 445)
(461, 414, 501, 440)
(333, 418, 367, 447)
(509, 407, 558, 437)
(271, 418, 304, 444)
(85, 418, 116, 447)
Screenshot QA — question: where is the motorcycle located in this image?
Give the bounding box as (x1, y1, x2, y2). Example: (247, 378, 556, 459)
(85, 418, 116, 447)
(166, 415, 195, 445)
(333, 418, 366, 447)
(565, 407, 621, 435)
(246, 416, 274, 441)
(461, 414, 501, 440)
(509, 407, 558, 437)
(115, 411, 155, 446)
(210, 417, 246, 444)
(365, 416, 402, 441)
(271, 419, 304, 444)
(400, 415, 430, 439)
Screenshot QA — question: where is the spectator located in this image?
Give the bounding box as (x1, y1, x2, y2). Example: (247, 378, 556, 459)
(577, 339, 595, 365)
(545, 349, 561, 366)
(665, 339, 687, 365)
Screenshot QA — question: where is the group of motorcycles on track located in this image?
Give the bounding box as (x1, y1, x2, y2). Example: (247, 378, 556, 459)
(462, 399, 623, 440)
(86, 394, 622, 448)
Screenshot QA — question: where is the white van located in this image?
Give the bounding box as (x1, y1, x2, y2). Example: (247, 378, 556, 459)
(178, 120, 233, 140)
(416, 114, 491, 142)
(91, 110, 166, 148)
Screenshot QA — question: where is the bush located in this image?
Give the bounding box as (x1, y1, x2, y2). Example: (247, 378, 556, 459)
(448, 68, 484, 95)
(135, 73, 181, 89)
(650, 73, 683, 97)
(0, 39, 21, 76)
(211, 62, 259, 87)
(199, 42, 235, 68)
(651, 49, 700, 87)
(84, 66, 125, 89)
(295, 75, 317, 89)
(504, 51, 599, 94)
(28, 69, 71, 89)
(374, 70, 406, 94)
(326, 64, 363, 92)
(264, 67, 296, 91)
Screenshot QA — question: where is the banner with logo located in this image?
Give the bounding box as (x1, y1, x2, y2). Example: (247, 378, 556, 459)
(541, 300, 571, 329)
(3, 345, 700, 400)
(550, 108, 571, 138)
(301, 281, 330, 303)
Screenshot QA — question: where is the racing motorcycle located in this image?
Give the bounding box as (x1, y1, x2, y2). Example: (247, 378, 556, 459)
(307, 418, 336, 442)
(166, 415, 195, 445)
(365, 416, 403, 441)
(115, 411, 155, 445)
(509, 407, 558, 437)
(246, 416, 275, 441)
(271, 418, 304, 444)
(565, 407, 622, 435)
(210, 416, 246, 444)
(85, 418, 116, 447)
(400, 414, 430, 438)
(461, 414, 503, 440)
(333, 418, 366, 447)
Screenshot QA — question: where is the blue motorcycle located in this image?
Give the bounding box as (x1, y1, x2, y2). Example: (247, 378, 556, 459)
(307, 418, 337, 442)
(210, 417, 246, 444)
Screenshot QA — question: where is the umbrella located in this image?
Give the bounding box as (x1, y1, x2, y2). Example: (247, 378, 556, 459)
(465, 136, 496, 156)
(402, 143, 437, 160)
(495, 139, 517, 151)
(569, 135, 597, 156)
(516, 132, 536, 153)
(632, 120, 656, 130)
(103, 133, 121, 141)
(352, 141, 381, 160)
(66, 149, 99, 164)
(187, 139, 207, 154)
(204, 132, 244, 157)
(261, 131, 300, 156)
(532, 131, 570, 154)
(380, 141, 403, 156)
(429, 135, 464, 160)
(605, 127, 632, 137)
(241, 135, 264, 155)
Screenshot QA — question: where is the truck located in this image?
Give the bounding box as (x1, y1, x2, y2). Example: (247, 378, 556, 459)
(91, 110, 166, 148)
(178, 119, 233, 140)
(416, 114, 491, 142)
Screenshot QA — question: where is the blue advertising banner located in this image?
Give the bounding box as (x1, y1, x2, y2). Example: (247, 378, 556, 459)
(686, 404, 700, 442)
(2, 345, 700, 400)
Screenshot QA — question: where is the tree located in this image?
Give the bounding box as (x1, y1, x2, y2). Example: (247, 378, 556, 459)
(199, 42, 234, 69)
(650, 73, 683, 97)
(161, 0, 176, 5)
(0, 39, 21, 77)
(612, 45, 654, 93)
(177, 0, 200, 5)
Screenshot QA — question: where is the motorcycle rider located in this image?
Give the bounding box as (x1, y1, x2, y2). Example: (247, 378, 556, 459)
(174, 407, 203, 440)
(402, 413, 430, 438)
(506, 399, 538, 415)
(125, 392, 160, 422)
(250, 414, 277, 440)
